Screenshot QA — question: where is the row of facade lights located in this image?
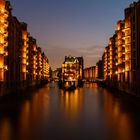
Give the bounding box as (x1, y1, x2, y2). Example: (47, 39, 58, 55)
(85, 1, 140, 91)
(0, 0, 50, 83)
(99, 1, 139, 92)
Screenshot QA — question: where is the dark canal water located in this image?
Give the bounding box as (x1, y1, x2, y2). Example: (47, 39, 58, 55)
(0, 82, 140, 140)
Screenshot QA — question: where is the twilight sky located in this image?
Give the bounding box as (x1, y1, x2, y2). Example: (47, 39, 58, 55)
(10, 0, 135, 69)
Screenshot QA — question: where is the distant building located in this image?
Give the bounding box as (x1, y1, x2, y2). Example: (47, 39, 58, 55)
(42, 53, 49, 80)
(36, 47, 42, 81)
(61, 56, 84, 86)
(84, 66, 96, 81)
(76, 57, 84, 80)
(84, 60, 103, 82)
(28, 37, 49, 86)
(20, 23, 28, 83)
(52, 68, 62, 81)
(102, 35, 117, 83)
(28, 37, 37, 84)
(96, 60, 103, 80)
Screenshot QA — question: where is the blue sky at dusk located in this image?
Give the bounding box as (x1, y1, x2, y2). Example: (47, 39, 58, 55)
(10, 0, 135, 69)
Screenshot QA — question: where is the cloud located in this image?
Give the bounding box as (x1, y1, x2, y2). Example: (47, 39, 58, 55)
(78, 45, 104, 54)
(44, 45, 104, 70)
(86, 54, 101, 58)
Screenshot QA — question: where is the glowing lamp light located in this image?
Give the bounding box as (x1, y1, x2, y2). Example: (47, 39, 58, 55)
(69, 76, 72, 81)
(4, 51, 8, 56)
(4, 65, 8, 70)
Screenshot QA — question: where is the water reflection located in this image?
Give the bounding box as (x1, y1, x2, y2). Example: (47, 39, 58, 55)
(0, 118, 11, 140)
(18, 101, 31, 140)
(0, 83, 139, 140)
(60, 89, 84, 121)
(103, 89, 135, 140)
(18, 86, 50, 140)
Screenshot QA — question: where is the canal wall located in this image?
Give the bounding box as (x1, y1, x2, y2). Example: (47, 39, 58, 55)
(85, 80, 140, 98)
(98, 80, 140, 97)
(0, 80, 48, 97)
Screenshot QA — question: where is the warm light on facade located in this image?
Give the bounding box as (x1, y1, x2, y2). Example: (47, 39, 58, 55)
(0, 0, 9, 81)
(41, 53, 49, 80)
(62, 56, 81, 82)
(21, 25, 28, 81)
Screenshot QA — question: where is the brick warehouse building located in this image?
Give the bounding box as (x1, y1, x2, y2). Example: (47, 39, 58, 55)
(0, 0, 49, 96)
(102, 1, 140, 95)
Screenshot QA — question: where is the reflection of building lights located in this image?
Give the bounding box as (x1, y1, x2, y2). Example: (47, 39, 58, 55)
(125, 67, 129, 71)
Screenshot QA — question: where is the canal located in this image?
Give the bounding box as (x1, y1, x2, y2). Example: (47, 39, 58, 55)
(0, 82, 140, 140)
